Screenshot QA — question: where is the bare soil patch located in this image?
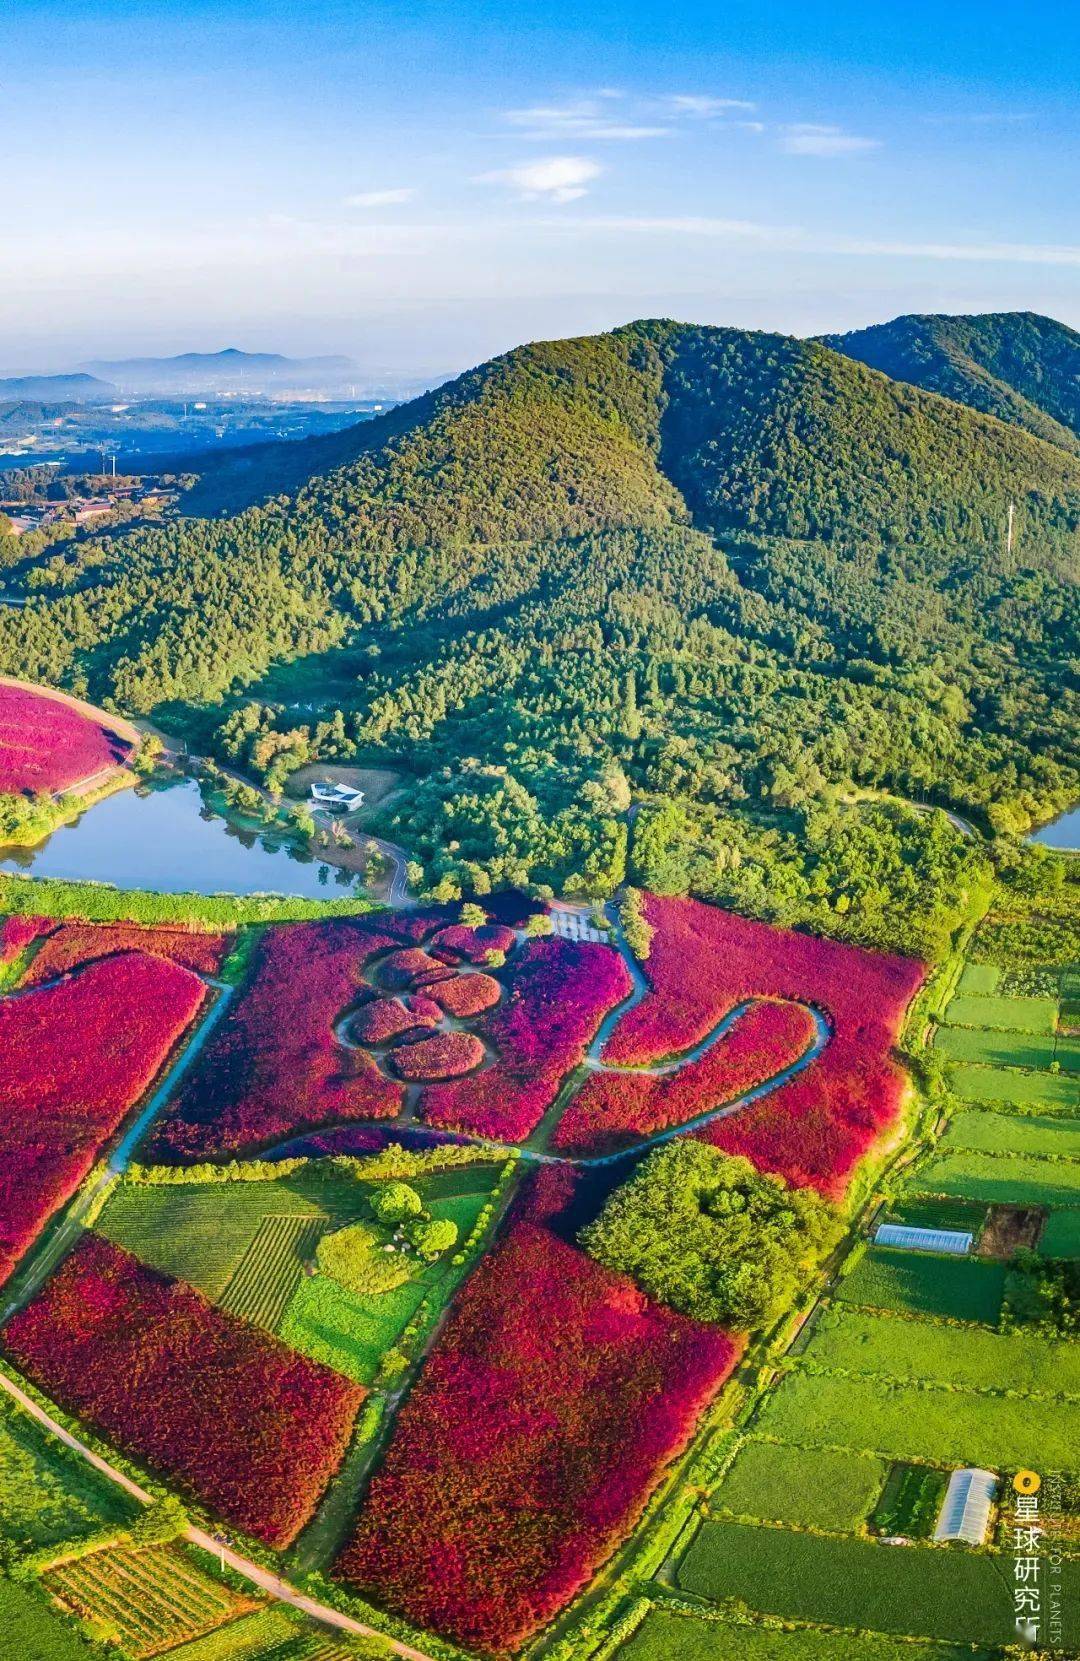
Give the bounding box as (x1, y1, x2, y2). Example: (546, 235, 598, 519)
(978, 1203, 1046, 1257)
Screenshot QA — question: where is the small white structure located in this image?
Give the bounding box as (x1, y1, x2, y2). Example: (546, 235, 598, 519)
(934, 1468, 997, 1545)
(310, 782, 365, 812)
(875, 1223, 973, 1256)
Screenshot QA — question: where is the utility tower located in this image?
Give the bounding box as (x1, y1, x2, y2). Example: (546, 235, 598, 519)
(1006, 500, 1016, 559)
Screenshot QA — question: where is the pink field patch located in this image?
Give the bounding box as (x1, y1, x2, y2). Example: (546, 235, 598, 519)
(23, 922, 230, 984)
(3, 1235, 363, 1546)
(348, 994, 442, 1044)
(419, 938, 632, 1143)
(336, 1194, 741, 1650)
(0, 951, 206, 1282)
(378, 947, 455, 990)
(427, 972, 501, 1017)
(430, 922, 517, 963)
(0, 913, 54, 966)
(387, 1030, 486, 1081)
(553, 999, 818, 1156)
(0, 683, 133, 795)
(602, 896, 925, 1196)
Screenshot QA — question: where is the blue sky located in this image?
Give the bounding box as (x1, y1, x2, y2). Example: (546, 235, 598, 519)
(3, 0, 1078, 379)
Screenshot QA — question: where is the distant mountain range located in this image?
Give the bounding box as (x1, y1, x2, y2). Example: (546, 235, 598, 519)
(79, 348, 359, 395)
(0, 372, 115, 403)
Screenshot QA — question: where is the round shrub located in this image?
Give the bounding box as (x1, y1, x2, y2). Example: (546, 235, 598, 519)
(370, 1181, 423, 1225)
(317, 1222, 412, 1295)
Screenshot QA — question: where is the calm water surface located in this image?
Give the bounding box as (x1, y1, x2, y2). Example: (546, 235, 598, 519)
(0, 778, 363, 898)
(1030, 805, 1080, 851)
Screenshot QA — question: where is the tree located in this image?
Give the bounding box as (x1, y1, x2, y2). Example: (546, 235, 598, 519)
(459, 901, 487, 927)
(405, 1216, 459, 1261)
(581, 1142, 842, 1328)
(370, 1181, 423, 1225)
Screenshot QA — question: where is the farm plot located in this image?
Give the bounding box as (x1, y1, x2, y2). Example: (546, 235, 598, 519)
(0, 1392, 136, 1553)
(217, 1215, 326, 1329)
(911, 1149, 1080, 1209)
(932, 1025, 1057, 1069)
(23, 922, 230, 984)
(676, 1519, 1077, 1647)
(942, 993, 1058, 1033)
(617, 1607, 983, 1661)
(955, 963, 1001, 996)
(937, 1109, 1080, 1159)
(948, 1063, 1079, 1111)
(835, 1246, 1006, 1324)
(44, 1543, 255, 1658)
(755, 1367, 1080, 1470)
(0, 1576, 103, 1661)
(1041, 1208, 1080, 1257)
(806, 1305, 1080, 1396)
(712, 1438, 886, 1532)
(0, 679, 134, 795)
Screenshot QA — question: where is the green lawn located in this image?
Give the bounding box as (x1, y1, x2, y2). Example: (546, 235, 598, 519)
(756, 1369, 1080, 1470)
(948, 1064, 1079, 1112)
(938, 1110, 1080, 1160)
(807, 1306, 1080, 1396)
(713, 1439, 885, 1532)
(932, 1026, 1056, 1070)
(955, 963, 1001, 997)
(1040, 1207, 1080, 1258)
(943, 994, 1058, 1034)
(912, 1150, 1080, 1209)
(279, 1270, 430, 1384)
(618, 1608, 985, 1661)
(835, 1247, 1005, 1324)
(0, 1578, 106, 1660)
(676, 1520, 1078, 1646)
(0, 1395, 135, 1553)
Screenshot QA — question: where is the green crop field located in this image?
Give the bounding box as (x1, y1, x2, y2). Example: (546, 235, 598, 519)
(948, 1064, 1080, 1111)
(44, 1542, 251, 1658)
(217, 1213, 326, 1329)
(0, 1577, 103, 1661)
(713, 1439, 886, 1532)
(835, 1247, 1005, 1324)
(160, 1607, 306, 1661)
(955, 963, 1001, 997)
(912, 1150, 1080, 1208)
(0, 1395, 136, 1552)
(756, 1368, 1080, 1470)
(806, 1306, 1080, 1396)
(884, 1196, 986, 1233)
(1041, 1207, 1080, 1257)
(932, 1026, 1056, 1069)
(617, 1607, 986, 1661)
(279, 1270, 431, 1384)
(937, 1109, 1080, 1160)
(676, 1519, 1079, 1646)
(943, 994, 1058, 1033)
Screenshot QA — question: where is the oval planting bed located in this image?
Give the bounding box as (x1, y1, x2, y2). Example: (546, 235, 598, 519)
(430, 923, 517, 963)
(428, 972, 502, 1018)
(378, 949, 456, 991)
(349, 994, 442, 1045)
(387, 1031, 486, 1081)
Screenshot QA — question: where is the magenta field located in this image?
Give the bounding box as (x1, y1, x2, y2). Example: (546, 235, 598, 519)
(0, 682, 133, 796)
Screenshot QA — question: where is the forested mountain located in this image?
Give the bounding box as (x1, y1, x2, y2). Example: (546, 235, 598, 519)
(1, 318, 1078, 954)
(823, 311, 1080, 454)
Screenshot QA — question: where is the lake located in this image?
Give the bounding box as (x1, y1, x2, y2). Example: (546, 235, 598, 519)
(0, 778, 365, 898)
(1030, 805, 1080, 852)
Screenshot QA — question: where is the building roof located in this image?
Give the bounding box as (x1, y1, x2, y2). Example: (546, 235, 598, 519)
(874, 1223, 973, 1256)
(934, 1467, 997, 1545)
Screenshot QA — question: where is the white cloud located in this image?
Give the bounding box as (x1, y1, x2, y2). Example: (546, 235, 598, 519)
(477, 155, 602, 204)
(345, 188, 416, 208)
(503, 99, 666, 141)
(661, 94, 757, 118)
(780, 124, 880, 156)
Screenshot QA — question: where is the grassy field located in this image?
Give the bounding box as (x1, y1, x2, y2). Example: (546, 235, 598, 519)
(937, 1109, 1080, 1159)
(44, 1543, 253, 1659)
(932, 1025, 1057, 1069)
(912, 1150, 1080, 1208)
(676, 1519, 1077, 1646)
(755, 1368, 1080, 1470)
(618, 1607, 986, 1661)
(1041, 1207, 1080, 1257)
(0, 1577, 103, 1660)
(713, 1439, 885, 1532)
(217, 1214, 326, 1329)
(807, 1306, 1080, 1396)
(884, 1196, 986, 1233)
(948, 1063, 1079, 1111)
(0, 1395, 136, 1552)
(955, 963, 1001, 997)
(942, 993, 1058, 1033)
(834, 1247, 1005, 1324)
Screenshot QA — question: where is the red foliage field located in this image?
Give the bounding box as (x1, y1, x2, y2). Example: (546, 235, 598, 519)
(428, 972, 501, 1017)
(378, 948, 455, 990)
(148, 918, 408, 1161)
(23, 922, 230, 984)
(553, 999, 818, 1156)
(419, 938, 632, 1143)
(430, 922, 516, 963)
(3, 1235, 362, 1546)
(387, 1030, 485, 1081)
(348, 993, 441, 1044)
(0, 952, 206, 1282)
(336, 1198, 741, 1650)
(0, 682, 133, 795)
(602, 896, 924, 1195)
(0, 913, 54, 965)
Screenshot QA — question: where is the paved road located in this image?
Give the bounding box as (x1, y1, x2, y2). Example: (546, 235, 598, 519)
(0, 1366, 434, 1661)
